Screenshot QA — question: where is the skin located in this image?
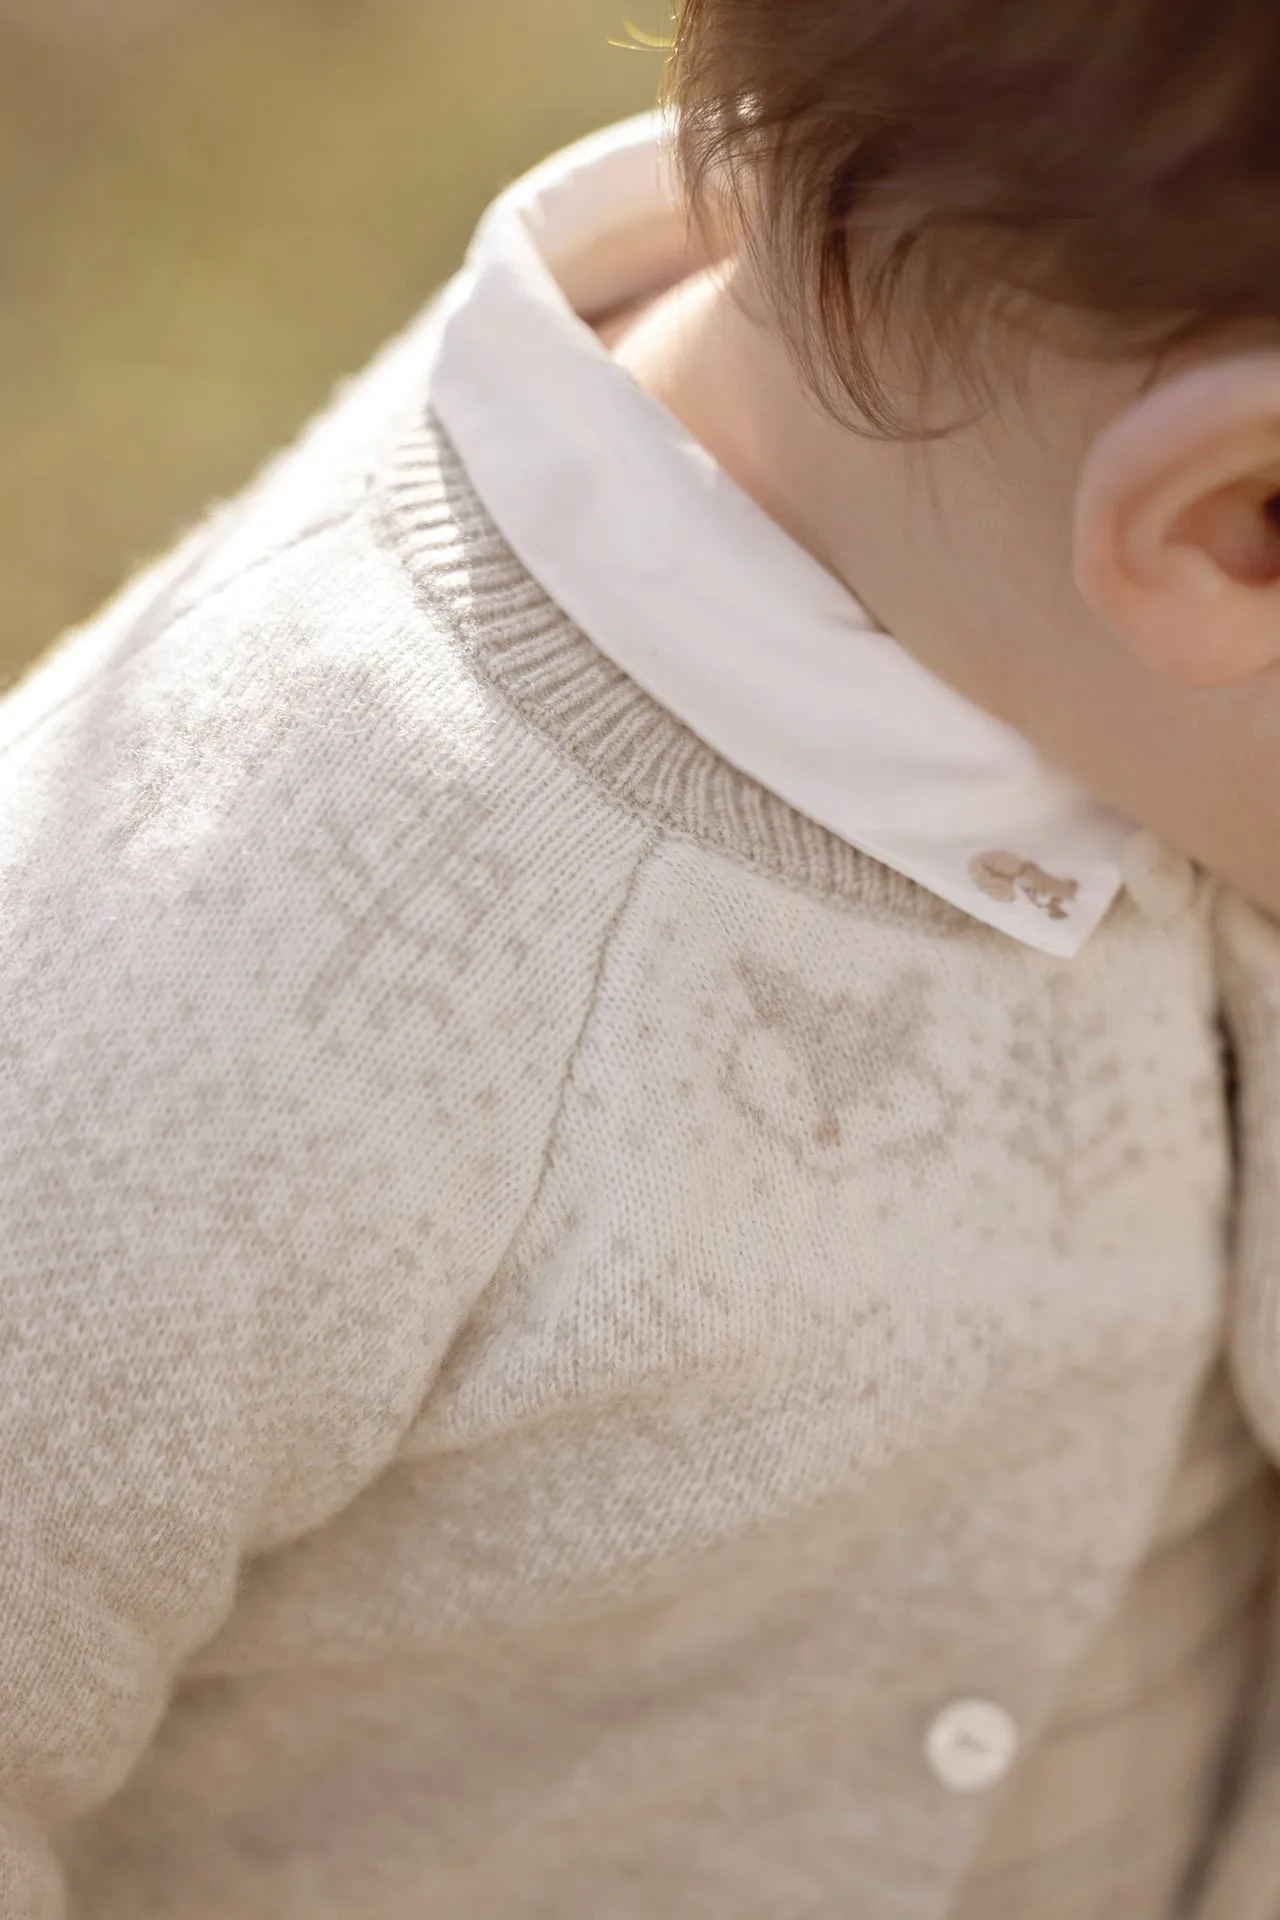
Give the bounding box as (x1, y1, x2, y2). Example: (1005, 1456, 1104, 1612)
(599, 256, 1280, 921)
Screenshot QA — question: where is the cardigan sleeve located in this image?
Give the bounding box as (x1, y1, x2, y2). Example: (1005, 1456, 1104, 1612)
(0, 507, 646, 1912)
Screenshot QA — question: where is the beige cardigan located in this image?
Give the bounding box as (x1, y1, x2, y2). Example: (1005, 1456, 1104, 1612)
(4, 304, 1280, 1919)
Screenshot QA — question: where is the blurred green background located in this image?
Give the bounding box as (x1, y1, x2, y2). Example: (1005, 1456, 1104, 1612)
(0, 0, 661, 682)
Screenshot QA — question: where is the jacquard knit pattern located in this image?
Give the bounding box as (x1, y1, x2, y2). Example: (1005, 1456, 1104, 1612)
(0, 307, 1275, 1919)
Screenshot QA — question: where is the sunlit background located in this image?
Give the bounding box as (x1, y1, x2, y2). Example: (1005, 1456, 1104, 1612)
(0, 0, 660, 681)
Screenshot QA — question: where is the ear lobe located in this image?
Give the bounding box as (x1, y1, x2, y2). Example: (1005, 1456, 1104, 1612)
(1073, 351, 1280, 687)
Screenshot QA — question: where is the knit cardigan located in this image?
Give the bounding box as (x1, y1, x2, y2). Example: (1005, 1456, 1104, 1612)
(5, 301, 1280, 1920)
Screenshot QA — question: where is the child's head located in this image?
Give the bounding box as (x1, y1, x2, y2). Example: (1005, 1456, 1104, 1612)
(666, 0, 1280, 701)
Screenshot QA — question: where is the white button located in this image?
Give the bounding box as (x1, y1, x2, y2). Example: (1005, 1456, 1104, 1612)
(925, 1699, 1019, 1793)
(1122, 830, 1196, 921)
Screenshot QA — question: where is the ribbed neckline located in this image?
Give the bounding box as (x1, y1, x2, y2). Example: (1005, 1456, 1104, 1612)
(374, 408, 975, 930)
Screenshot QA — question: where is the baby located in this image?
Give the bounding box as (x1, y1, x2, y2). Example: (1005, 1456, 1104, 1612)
(6, 4, 1280, 1917)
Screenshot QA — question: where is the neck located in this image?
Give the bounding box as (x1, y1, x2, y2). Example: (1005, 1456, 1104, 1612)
(606, 262, 1055, 727)
(604, 263, 1280, 917)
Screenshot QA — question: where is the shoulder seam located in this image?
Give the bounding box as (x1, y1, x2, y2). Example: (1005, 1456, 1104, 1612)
(490, 825, 664, 1282)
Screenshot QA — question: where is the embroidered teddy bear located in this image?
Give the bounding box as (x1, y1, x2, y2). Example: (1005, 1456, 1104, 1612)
(970, 851, 1079, 921)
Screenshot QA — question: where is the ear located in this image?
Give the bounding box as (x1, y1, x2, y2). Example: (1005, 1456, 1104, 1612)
(1073, 352, 1280, 686)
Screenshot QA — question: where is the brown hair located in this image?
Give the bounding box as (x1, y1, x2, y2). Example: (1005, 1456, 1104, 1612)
(667, 0, 1280, 430)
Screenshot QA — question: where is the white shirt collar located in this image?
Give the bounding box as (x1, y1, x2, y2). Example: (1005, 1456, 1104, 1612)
(428, 112, 1135, 957)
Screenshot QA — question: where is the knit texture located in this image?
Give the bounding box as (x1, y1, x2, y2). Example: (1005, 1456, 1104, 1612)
(0, 304, 1276, 1919)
